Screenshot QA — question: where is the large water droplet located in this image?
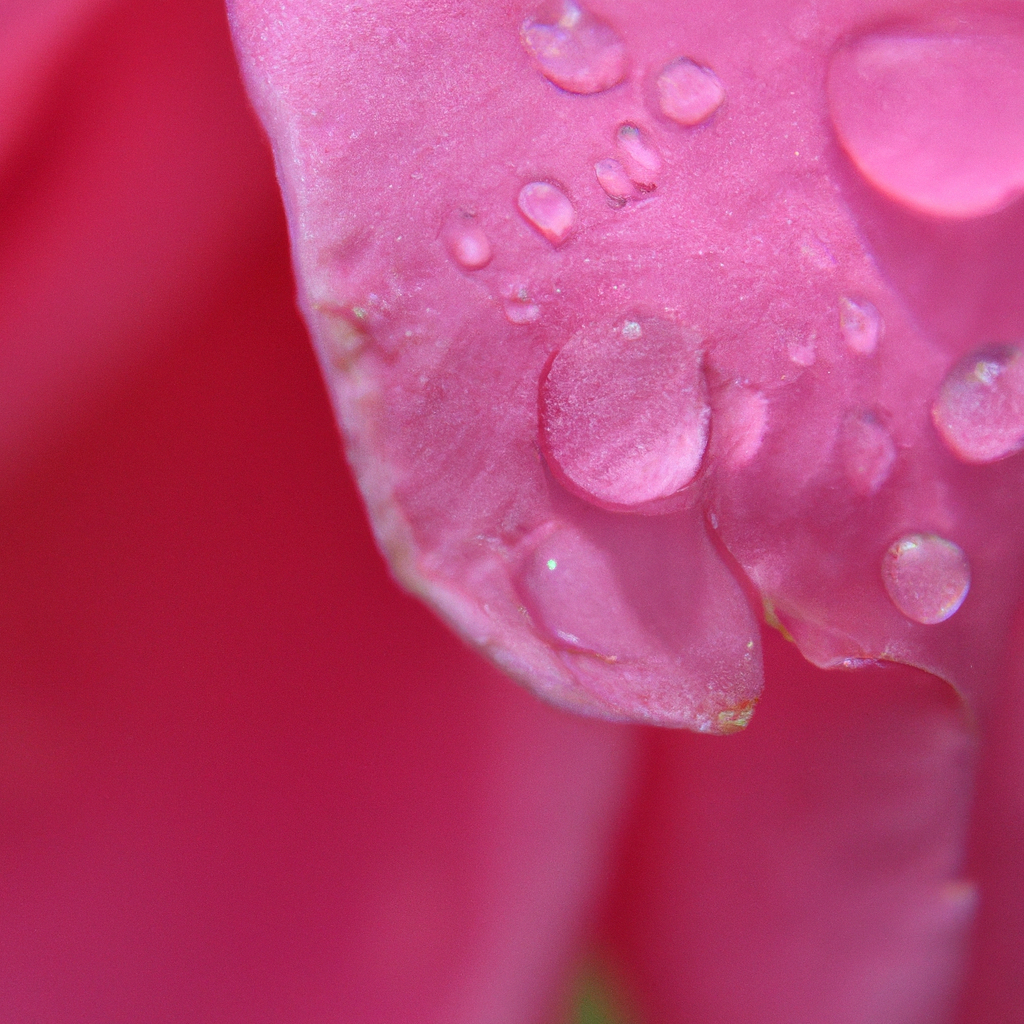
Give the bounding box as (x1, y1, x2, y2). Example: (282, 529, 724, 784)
(443, 212, 492, 270)
(828, 26, 1024, 218)
(881, 533, 970, 625)
(595, 158, 635, 204)
(838, 410, 896, 496)
(839, 296, 883, 356)
(616, 124, 662, 190)
(540, 317, 710, 510)
(932, 345, 1024, 463)
(656, 57, 726, 126)
(518, 181, 575, 246)
(520, 0, 627, 95)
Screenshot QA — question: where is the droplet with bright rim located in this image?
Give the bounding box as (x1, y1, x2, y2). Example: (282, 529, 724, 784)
(932, 345, 1024, 463)
(540, 317, 710, 510)
(881, 533, 970, 625)
(656, 57, 726, 126)
(616, 123, 662, 189)
(827, 25, 1024, 218)
(595, 158, 635, 203)
(518, 181, 575, 246)
(520, 0, 627, 95)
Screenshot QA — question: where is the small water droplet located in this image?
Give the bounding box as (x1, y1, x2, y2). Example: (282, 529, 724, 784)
(828, 26, 1024, 218)
(520, 0, 627, 95)
(443, 212, 492, 270)
(881, 533, 970, 625)
(518, 181, 575, 246)
(622, 319, 641, 339)
(540, 317, 710, 509)
(838, 410, 896, 496)
(616, 124, 662, 189)
(839, 296, 883, 355)
(656, 57, 726, 126)
(932, 345, 1024, 463)
(594, 158, 635, 204)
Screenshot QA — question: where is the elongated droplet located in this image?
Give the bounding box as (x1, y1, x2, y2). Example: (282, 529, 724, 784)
(595, 158, 635, 203)
(828, 26, 1024, 218)
(520, 0, 627, 95)
(839, 296, 882, 355)
(616, 124, 662, 189)
(881, 533, 970, 625)
(443, 213, 492, 270)
(518, 181, 575, 245)
(517, 523, 639, 658)
(932, 345, 1024, 463)
(839, 410, 896, 496)
(540, 317, 710, 509)
(657, 57, 726, 126)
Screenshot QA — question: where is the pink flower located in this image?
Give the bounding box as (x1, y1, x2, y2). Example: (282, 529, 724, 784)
(1, 0, 1020, 1021)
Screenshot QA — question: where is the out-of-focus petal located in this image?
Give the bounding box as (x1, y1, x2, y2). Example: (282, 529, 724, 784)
(0, 2, 638, 1019)
(954, 609, 1024, 1024)
(0, 0, 274, 477)
(604, 631, 977, 1024)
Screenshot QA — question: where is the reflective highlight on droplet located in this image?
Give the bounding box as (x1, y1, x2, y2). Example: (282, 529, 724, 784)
(520, 0, 627, 95)
(518, 181, 575, 245)
(616, 124, 662, 190)
(595, 158, 635, 204)
(932, 345, 1024, 463)
(839, 296, 882, 356)
(656, 57, 726, 126)
(443, 212, 492, 270)
(827, 26, 1024, 218)
(838, 410, 896, 496)
(881, 533, 970, 625)
(540, 317, 710, 509)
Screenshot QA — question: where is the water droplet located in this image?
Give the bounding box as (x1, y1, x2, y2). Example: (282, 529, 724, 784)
(839, 296, 883, 355)
(540, 317, 710, 509)
(656, 57, 726, 126)
(443, 212, 492, 270)
(517, 523, 637, 657)
(518, 181, 575, 246)
(616, 124, 662, 190)
(932, 345, 1024, 463)
(881, 533, 970, 625)
(520, 0, 627, 95)
(838, 410, 896, 496)
(595, 158, 635, 204)
(827, 26, 1024, 218)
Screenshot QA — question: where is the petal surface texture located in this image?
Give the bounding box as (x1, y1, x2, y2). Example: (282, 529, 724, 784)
(231, 0, 1024, 728)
